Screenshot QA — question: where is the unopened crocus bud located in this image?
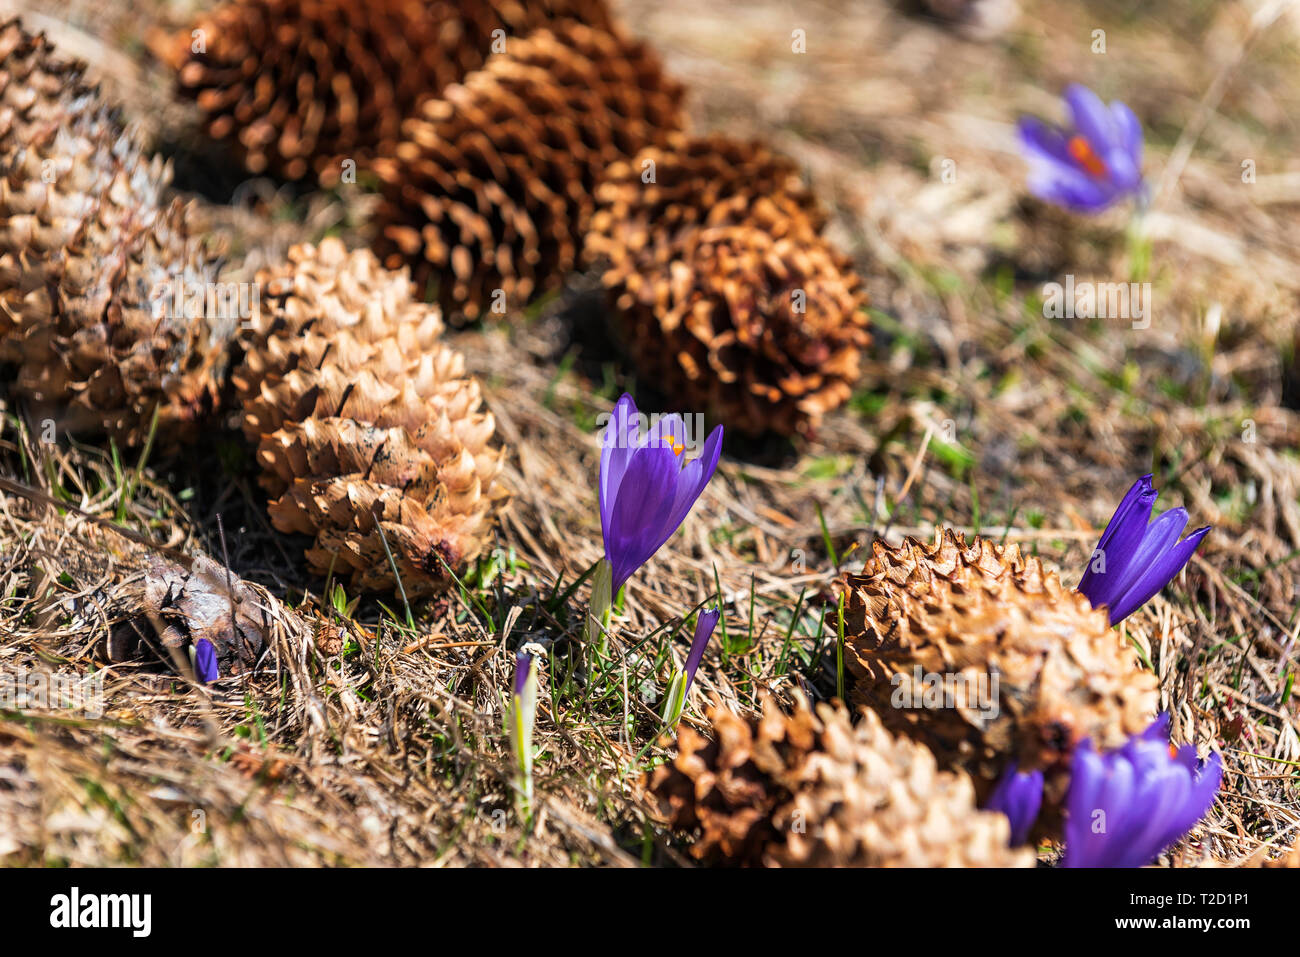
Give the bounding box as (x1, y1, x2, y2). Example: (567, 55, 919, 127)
(662, 608, 720, 729)
(1078, 474, 1209, 626)
(190, 638, 219, 684)
(985, 763, 1044, 847)
(507, 650, 539, 822)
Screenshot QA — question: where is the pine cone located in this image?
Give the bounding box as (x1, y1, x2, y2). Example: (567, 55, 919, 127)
(233, 238, 506, 595)
(373, 19, 684, 322)
(839, 528, 1159, 828)
(0, 20, 231, 446)
(586, 135, 868, 436)
(649, 693, 1032, 867)
(649, 691, 820, 865)
(166, 0, 616, 183)
(585, 133, 828, 270)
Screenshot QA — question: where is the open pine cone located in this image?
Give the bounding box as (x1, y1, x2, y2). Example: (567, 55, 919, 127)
(585, 133, 828, 269)
(0, 20, 231, 446)
(649, 693, 1032, 867)
(839, 528, 1159, 829)
(373, 19, 684, 322)
(164, 0, 615, 183)
(233, 239, 507, 595)
(585, 135, 868, 436)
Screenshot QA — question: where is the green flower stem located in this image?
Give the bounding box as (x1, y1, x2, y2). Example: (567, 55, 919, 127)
(584, 558, 613, 653)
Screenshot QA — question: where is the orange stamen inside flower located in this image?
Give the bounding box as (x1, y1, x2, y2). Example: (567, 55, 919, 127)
(1068, 135, 1108, 179)
(1168, 744, 1179, 759)
(665, 435, 685, 456)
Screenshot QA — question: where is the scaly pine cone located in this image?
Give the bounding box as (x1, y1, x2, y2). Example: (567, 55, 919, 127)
(585, 135, 868, 436)
(165, 0, 615, 183)
(233, 239, 506, 595)
(373, 19, 684, 322)
(0, 20, 231, 446)
(839, 528, 1159, 828)
(649, 693, 1032, 867)
(585, 133, 828, 270)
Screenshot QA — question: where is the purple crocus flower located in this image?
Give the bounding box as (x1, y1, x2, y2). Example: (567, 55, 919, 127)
(985, 763, 1044, 847)
(193, 638, 219, 684)
(1017, 84, 1144, 214)
(1077, 474, 1210, 626)
(682, 608, 720, 697)
(1064, 713, 1222, 868)
(599, 393, 723, 595)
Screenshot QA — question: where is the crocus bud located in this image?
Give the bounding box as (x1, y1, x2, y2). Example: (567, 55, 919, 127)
(190, 638, 219, 684)
(662, 608, 720, 729)
(507, 649, 540, 822)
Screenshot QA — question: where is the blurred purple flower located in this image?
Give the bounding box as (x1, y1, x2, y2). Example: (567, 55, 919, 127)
(513, 651, 532, 698)
(1017, 84, 1144, 214)
(599, 393, 723, 595)
(682, 608, 720, 697)
(1064, 713, 1222, 868)
(193, 638, 219, 684)
(1077, 474, 1210, 625)
(986, 763, 1043, 847)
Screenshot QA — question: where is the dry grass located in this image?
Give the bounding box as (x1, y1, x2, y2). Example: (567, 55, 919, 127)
(1, 0, 1298, 866)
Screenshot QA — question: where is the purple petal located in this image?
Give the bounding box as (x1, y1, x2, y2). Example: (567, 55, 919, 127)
(1110, 100, 1143, 165)
(683, 608, 720, 693)
(1026, 165, 1119, 214)
(1106, 524, 1209, 625)
(1063, 747, 1108, 867)
(1017, 116, 1075, 166)
(985, 763, 1044, 847)
(600, 394, 641, 541)
(1101, 143, 1142, 194)
(605, 441, 682, 594)
(1162, 752, 1222, 845)
(642, 412, 690, 450)
(1065, 84, 1118, 153)
(1092, 759, 1146, 865)
(194, 638, 219, 684)
(1125, 507, 1190, 580)
(1086, 475, 1155, 561)
(1078, 476, 1158, 610)
(1153, 746, 1221, 848)
(662, 424, 723, 536)
(1126, 763, 1194, 863)
(1064, 715, 1222, 868)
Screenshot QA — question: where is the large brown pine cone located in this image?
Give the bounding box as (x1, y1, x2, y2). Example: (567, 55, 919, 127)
(839, 528, 1159, 827)
(585, 133, 828, 270)
(165, 0, 615, 183)
(0, 20, 231, 446)
(372, 19, 684, 322)
(585, 135, 868, 436)
(233, 239, 507, 595)
(648, 693, 1032, 867)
